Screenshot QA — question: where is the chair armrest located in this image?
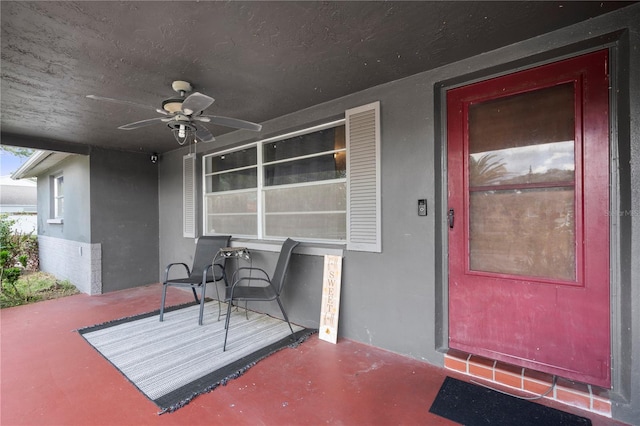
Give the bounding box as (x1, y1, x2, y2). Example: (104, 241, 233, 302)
(199, 263, 226, 285)
(229, 267, 272, 296)
(164, 262, 190, 283)
(212, 263, 225, 275)
(231, 266, 269, 285)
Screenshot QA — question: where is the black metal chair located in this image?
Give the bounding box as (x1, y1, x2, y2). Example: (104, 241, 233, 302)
(160, 235, 231, 325)
(223, 238, 299, 351)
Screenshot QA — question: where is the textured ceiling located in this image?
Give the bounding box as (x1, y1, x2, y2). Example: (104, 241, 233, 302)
(1, 1, 634, 154)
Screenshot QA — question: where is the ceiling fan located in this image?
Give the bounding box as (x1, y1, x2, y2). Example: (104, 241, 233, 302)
(87, 80, 262, 145)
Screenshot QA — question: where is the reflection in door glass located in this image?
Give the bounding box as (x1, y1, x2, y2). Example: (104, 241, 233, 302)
(469, 141, 574, 187)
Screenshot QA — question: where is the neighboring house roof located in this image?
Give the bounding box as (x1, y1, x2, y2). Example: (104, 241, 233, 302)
(0, 175, 37, 213)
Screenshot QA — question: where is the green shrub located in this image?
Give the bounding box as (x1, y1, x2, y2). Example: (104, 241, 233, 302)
(0, 215, 75, 308)
(0, 215, 41, 307)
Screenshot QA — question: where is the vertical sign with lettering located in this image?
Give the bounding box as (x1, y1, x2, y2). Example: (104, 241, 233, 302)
(319, 255, 343, 344)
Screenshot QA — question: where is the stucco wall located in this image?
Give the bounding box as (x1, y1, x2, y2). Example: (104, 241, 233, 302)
(90, 147, 160, 293)
(158, 6, 640, 423)
(34, 148, 160, 294)
(34, 154, 101, 292)
(36, 154, 91, 242)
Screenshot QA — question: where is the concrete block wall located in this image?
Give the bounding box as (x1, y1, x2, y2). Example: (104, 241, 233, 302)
(38, 235, 102, 295)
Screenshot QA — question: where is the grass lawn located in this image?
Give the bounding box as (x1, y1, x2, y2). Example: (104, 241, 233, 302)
(0, 271, 78, 309)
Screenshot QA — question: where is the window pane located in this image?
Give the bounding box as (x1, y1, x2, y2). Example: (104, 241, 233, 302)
(265, 213, 346, 240)
(206, 168, 257, 192)
(56, 176, 64, 196)
(206, 192, 257, 235)
(206, 215, 257, 236)
(264, 154, 346, 186)
(469, 187, 575, 280)
(205, 147, 256, 173)
(263, 126, 345, 163)
(206, 192, 257, 214)
(469, 83, 575, 187)
(264, 183, 346, 213)
(469, 84, 575, 154)
(56, 197, 64, 218)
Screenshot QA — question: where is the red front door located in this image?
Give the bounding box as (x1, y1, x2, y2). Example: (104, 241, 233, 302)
(447, 50, 610, 387)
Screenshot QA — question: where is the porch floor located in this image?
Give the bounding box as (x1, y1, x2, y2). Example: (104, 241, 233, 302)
(0, 284, 627, 425)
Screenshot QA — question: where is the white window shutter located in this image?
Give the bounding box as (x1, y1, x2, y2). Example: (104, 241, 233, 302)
(183, 153, 196, 238)
(346, 101, 381, 252)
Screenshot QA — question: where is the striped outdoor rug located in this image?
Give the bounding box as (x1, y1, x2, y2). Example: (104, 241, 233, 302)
(78, 301, 316, 413)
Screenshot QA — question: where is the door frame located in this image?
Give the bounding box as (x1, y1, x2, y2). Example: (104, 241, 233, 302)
(433, 35, 631, 399)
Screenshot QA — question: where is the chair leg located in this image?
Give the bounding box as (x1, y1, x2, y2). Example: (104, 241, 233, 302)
(191, 287, 200, 304)
(215, 280, 222, 322)
(159, 284, 168, 322)
(223, 297, 234, 351)
(276, 297, 295, 337)
(198, 283, 206, 326)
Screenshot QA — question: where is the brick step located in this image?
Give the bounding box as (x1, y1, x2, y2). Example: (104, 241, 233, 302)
(444, 349, 611, 417)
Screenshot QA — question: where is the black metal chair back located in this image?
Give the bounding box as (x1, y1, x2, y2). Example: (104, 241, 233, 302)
(191, 236, 229, 282)
(270, 238, 300, 295)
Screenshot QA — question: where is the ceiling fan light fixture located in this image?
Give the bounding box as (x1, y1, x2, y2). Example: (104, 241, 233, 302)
(168, 120, 197, 145)
(162, 97, 184, 113)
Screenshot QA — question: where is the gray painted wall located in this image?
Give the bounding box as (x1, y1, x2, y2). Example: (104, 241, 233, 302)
(36, 154, 91, 242)
(157, 6, 639, 423)
(34, 154, 101, 293)
(33, 148, 160, 294)
(90, 147, 160, 293)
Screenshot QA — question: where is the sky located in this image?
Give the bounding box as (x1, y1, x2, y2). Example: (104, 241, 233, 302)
(0, 149, 31, 176)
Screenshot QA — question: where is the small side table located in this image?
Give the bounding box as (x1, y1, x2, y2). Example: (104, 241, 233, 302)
(219, 246, 251, 262)
(213, 247, 252, 320)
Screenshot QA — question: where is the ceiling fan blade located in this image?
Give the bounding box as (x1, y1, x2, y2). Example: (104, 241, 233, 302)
(195, 124, 215, 143)
(86, 95, 158, 112)
(181, 92, 214, 115)
(201, 115, 262, 132)
(118, 117, 165, 130)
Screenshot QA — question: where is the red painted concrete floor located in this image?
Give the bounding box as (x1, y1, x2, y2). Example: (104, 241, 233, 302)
(0, 284, 628, 426)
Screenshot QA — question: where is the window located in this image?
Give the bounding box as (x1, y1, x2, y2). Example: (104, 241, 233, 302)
(262, 125, 346, 240)
(203, 101, 381, 250)
(204, 122, 345, 241)
(53, 174, 64, 218)
(47, 173, 64, 224)
(204, 147, 258, 237)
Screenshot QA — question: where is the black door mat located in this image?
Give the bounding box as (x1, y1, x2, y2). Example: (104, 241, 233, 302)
(429, 376, 592, 426)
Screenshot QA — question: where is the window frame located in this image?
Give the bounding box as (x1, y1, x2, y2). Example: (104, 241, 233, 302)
(203, 119, 346, 242)
(53, 173, 64, 218)
(46, 172, 64, 225)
